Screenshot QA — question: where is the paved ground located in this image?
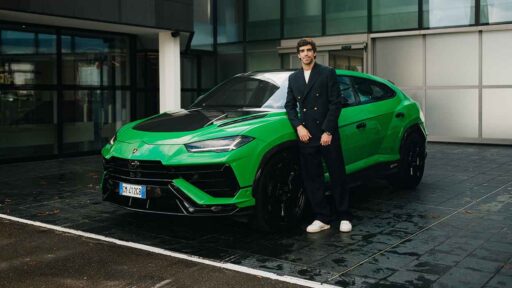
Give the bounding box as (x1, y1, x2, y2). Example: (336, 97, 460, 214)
(0, 219, 303, 288)
(1, 143, 512, 287)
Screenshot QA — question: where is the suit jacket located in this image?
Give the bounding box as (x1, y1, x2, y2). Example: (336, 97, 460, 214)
(285, 63, 342, 146)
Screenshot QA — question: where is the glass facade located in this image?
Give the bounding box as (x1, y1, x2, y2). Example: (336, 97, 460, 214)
(0, 26, 59, 161)
(186, 0, 512, 108)
(180, 53, 217, 108)
(284, 0, 322, 38)
(424, 0, 475, 28)
(217, 0, 244, 43)
(61, 31, 131, 153)
(0, 90, 57, 159)
(61, 32, 130, 86)
(481, 0, 512, 23)
(192, 0, 214, 50)
(177, 52, 217, 108)
(0, 23, 133, 162)
(372, 0, 419, 32)
(326, 0, 368, 35)
(62, 90, 130, 153)
(136, 52, 158, 119)
(182, 56, 198, 90)
(200, 54, 216, 90)
(217, 43, 244, 82)
(181, 55, 198, 108)
(246, 41, 281, 71)
(247, 0, 280, 40)
(0, 29, 57, 85)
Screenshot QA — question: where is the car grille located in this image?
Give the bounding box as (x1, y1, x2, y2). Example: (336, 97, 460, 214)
(101, 180, 239, 215)
(103, 157, 240, 198)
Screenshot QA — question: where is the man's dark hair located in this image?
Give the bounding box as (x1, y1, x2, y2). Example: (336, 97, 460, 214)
(296, 38, 317, 54)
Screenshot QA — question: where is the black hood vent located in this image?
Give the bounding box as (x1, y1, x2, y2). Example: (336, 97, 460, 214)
(133, 110, 211, 132)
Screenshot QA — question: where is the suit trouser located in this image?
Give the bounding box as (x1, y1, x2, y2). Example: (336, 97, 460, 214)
(299, 140, 351, 224)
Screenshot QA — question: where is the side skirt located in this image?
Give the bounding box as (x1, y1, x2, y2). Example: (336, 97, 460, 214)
(345, 161, 400, 189)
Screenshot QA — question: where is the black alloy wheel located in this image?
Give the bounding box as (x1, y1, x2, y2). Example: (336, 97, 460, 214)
(389, 132, 426, 189)
(253, 150, 308, 231)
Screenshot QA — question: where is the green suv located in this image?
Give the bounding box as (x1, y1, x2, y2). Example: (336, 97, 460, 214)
(101, 70, 427, 229)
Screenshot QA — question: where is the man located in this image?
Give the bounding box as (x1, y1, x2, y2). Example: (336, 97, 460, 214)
(284, 38, 352, 233)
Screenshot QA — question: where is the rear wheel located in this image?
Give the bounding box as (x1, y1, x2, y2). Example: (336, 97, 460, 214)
(389, 132, 426, 189)
(252, 150, 308, 231)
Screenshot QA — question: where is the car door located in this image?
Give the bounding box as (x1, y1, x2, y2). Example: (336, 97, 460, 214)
(347, 76, 400, 168)
(337, 76, 381, 171)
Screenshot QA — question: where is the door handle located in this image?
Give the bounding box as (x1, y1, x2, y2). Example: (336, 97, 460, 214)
(356, 122, 367, 129)
(395, 112, 405, 118)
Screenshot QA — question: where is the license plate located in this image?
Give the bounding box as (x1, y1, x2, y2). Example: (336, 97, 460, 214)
(119, 182, 146, 199)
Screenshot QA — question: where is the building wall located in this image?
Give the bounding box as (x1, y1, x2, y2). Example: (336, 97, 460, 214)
(2, 0, 512, 163)
(187, 0, 512, 145)
(372, 26, 512, 144)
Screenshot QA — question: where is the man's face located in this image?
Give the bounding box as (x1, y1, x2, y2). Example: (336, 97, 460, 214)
(298, 44, 316, 65)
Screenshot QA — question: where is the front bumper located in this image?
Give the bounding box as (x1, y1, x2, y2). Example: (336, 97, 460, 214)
(101, 157, 254, 215)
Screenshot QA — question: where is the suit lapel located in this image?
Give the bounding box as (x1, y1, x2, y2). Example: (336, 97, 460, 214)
(303, 63, 320, 98)
(295, 68, 307, 104)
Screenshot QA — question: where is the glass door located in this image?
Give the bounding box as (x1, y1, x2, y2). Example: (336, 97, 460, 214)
(329, 48, 365, 72)
(282, 46, 366, 72)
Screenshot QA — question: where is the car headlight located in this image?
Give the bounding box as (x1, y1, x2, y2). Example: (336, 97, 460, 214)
(185, 136, 254, 153)
(109, 134, 117, 145)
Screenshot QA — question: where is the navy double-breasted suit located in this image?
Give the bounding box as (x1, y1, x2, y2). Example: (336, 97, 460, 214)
(285, 63, 351, 223)
(285, 63, 341, 146)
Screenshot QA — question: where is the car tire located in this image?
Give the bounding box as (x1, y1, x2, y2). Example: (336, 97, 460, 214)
(389, 132, 426, 189)
(252, 150, 309, 231)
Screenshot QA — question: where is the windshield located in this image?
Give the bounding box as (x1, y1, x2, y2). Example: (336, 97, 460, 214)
(191, 72, 290, 109)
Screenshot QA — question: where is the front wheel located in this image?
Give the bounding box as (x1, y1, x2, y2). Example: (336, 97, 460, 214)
(389, 132, 426, 189)
(252, 150, 308, 231)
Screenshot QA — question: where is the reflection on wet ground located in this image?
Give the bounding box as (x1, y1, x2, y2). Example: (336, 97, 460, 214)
(1, 143, 512, 287)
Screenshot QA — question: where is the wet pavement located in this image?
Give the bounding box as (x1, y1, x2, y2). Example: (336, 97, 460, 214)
(1, 143, 512, 287)
(0, 219, 303, 288)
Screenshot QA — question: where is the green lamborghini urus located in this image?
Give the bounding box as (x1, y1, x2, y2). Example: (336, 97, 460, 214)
(101, 70, 427, 229)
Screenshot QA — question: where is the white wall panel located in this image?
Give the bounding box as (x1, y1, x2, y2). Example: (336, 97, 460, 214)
(483, 88, 512, 139)
(482, 30, 512, 86)
(426, 89, 479, 138)
(426, 32, 478, 86)
(374, 36, 424, 87)
(402, 89, 425, 113)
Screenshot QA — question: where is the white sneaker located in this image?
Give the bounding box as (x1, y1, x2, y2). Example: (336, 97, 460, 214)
(306, 220, 331, 233)
(339, 220, 352, 233)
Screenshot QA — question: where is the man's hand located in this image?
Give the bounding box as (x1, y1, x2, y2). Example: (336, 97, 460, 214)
(320, 132, 332, 146)
(297, 125, 312, 143)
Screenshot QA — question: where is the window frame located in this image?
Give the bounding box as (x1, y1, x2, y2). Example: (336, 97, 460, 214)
(0, 21, 136, 163)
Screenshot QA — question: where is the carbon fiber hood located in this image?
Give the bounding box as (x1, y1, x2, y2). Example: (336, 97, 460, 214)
(132, 109, 268, 132)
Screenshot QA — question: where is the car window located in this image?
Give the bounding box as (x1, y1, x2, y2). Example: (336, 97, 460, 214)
(192, 77, 279, 108)
(352, 77, 395, 104)
(337, 76, 357, 106)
